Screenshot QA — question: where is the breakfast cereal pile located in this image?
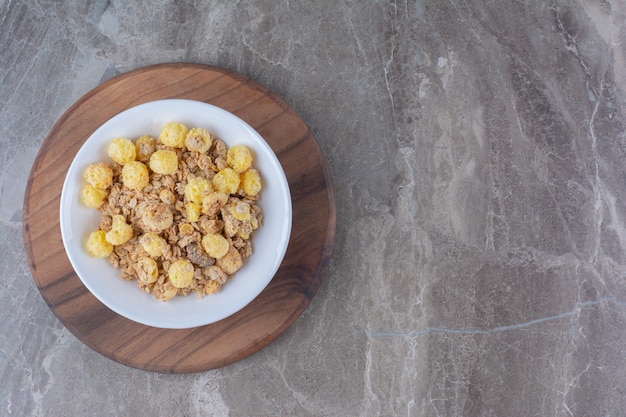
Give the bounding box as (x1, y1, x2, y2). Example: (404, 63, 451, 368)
(81, 122, 263, 301)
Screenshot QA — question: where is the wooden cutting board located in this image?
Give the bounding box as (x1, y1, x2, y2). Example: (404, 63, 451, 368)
(22, 63, 336, 373)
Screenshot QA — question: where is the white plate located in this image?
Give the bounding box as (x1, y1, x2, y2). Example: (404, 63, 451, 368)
(60, 99, 292, 329)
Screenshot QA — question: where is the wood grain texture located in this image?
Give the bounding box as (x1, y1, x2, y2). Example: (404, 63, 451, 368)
(22, 63, 336, 373)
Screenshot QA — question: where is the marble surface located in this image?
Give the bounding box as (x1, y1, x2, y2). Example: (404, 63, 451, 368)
(3, 1, 626, 415)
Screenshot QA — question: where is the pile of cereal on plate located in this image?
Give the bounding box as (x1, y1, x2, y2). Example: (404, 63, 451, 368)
(81, 122, 263, 301)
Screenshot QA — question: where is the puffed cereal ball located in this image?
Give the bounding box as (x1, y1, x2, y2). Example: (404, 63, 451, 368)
(240, 168, 262, 197)
(81, 184, 108, 208)
(141, 203, 174, 232)
(216, 245, 243, 275)
(226, 145, 253, 173)
(185, 127, 212, 153)
(122, 161, 149, 190)
(149, 150, 179, 175)
(84, 162, 113, 189)
(168, 259, 195, 288)
(105, 214, 133, 246)
(85, 230, 113, 258)
(108, 137, 136, 165)
(135, 135, 156, 163)
(230, 200, 251, 221)
(159, 122, 189, 148)
(139, 233, 168, 257)
(185, 202, 201, 222)
(184, 177, 213, 204)
(137, 257, 159, 284)
(201, 191, 228, 217)
(212, 168, 241, 195)
(201, 233, 230, 259)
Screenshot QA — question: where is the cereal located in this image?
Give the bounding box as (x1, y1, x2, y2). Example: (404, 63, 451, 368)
(108, 137, 136, 165)
(159, 122, 188, 148)
(122, 161, 149, 190)
(168, 259, 194, 288)
(212, 168, 241, 195)
(226, 144, 253, 173)
(135, 135, 156, 163)
(184, 177, 212, 205)
(202, 191, 228, 217)
(85, 230, 113, 258)
(81, 122, 263, 301)
(81, 184, 108, 208)
(185, 202, 201, 222)
(149, 149, 179, 175)
(230, 200, 251, 221)
(105, 214, 133, 245)
(141, 202, 174, 232)
(216, 245, 243, 275)
(201, 233, 229, 258)
(240, 169, 262, 197)
(84, 162, 113, 189)
(137, 257, 158, 284)
(138, 233, 168, 257)
(185, 127, 212, 153)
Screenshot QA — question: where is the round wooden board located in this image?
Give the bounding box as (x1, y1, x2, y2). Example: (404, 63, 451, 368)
(22, 63, 336, 373)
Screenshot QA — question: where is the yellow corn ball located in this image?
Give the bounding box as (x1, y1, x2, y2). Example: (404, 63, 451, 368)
(85, 230, 113, 258)
(168, 259, 194, 288)
(81, 184, 108, 208)
(230, 200, 251, 221)
(84, 162, 113, 189)
(135, 135, 156, 163)
(212, 168, 241, 195)
(136, 257, 159, 284)
(240, 168, 262, 197)
(226, 145, 253, 173)
(201, 191, 228, 217)
(201, 233, 230, 258)
(149, 150, 179, 175)
(159, 122, 189, 148)
(141, 203, 174, 232)
(108, 137, 136, 165)
(185, 202, 201, 222)
(184, 177, 212, 204)
(139, 233, 168, 257)
(185, 127, 212, 153)
(105, 214, 133, 245)
(216, 245, 243, 275)
(122, 161, 149, 190)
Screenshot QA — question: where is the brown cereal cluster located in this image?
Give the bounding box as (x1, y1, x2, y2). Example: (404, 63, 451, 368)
(82, 122, 263, 301)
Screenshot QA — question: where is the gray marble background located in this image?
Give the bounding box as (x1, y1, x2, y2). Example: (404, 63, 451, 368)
(2, 1, 626, 416)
